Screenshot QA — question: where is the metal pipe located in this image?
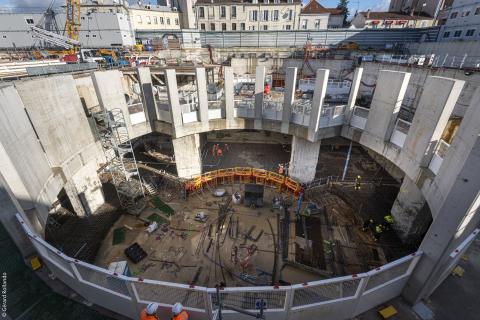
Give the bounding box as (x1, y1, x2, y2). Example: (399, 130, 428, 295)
(342, 141, 353, 181)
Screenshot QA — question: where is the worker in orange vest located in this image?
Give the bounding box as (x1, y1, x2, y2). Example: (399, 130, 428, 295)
(172, 303, 189, 320)
(141, 303, 159, 320)
(217, 147, 223, 157)
(263, 82, 271, 96)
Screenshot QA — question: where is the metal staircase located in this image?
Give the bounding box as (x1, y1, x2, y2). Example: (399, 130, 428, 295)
(93, 108, 145, 215)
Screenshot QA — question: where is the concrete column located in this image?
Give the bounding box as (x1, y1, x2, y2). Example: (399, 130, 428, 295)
(195, 67, 209, 126)
(281, 67, 297, 134)
(64, 180, 87, 216)
(224, 66, 235, 124)
(345, 67, 363, 124)
(308, 69, 329, 142)
(254, 66, 266, 130)
(364, 70, 411, 141)
(289, 136, 321, 183)
(172, 134, 202, 178)
(92, 70, 133, 132)
(403, 76, 464, 168)
(165, 69, 183, 129)
(390, 176, 430, 244)
(136, 67, 158, 131)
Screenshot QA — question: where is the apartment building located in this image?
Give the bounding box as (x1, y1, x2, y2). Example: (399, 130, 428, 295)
(195, 0, 302, 31)
(129, 4, 181, 31)
(439, 0, 480, 41)
(298, 0, 345, 30)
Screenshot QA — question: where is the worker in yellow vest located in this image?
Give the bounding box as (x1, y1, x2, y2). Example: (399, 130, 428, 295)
(374, 224, 384, 241)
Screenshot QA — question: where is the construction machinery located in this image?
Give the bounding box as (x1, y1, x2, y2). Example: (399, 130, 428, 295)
(31, 0, 81, 60)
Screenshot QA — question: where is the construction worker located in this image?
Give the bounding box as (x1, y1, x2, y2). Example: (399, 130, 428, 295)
(217, 146, 223, 157)
(172, 302, 189, 320)
(141, 302, 159, 320)
(362, 219, 374, 232)
(263, 82, 271, 96)
(384, 214, 394, 224)
(373, 224, 384, 242)
(354, 175, 362, 190)
(278, 164, 284, 175)
(224, 143, 229, 152)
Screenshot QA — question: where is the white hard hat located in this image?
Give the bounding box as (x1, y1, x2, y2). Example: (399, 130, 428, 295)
(172, 302, 183, 315)
(146, 302, 158, 315)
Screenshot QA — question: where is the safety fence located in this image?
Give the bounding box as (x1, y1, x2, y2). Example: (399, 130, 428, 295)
(136, 28, 439, 49)
(185, 167, 303, 197)
(17, 213, 423, 320)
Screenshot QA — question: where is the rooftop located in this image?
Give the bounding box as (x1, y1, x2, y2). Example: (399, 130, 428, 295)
(301, 0, 344, 15)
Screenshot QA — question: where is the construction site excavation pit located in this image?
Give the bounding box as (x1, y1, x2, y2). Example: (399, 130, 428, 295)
(82, 132, 416, 288)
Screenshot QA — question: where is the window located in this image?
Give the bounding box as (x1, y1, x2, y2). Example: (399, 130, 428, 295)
(274, 0, 280, 3)
(240, 23, 245, 30)
(301, 19, 307, 29)
(175, 18, 179, 25)
(211, 23, 215, 30)
(147, 16, 151, 24)
(263, 25, 268, 30)
(2, 35, 6, 38)
(220, 6, 226, 18)
(315, 19, 320, 29)
(450, 12, 458, 19)
(288, 9, 293, 21)
(160, 17, 164, 24)
(201, 23, 206, 30)
(466, 29, 475, 36)
(232, 23, 237, 30)
(199, 7, 205, 18)
(222, 23, 227, 30)
(287, 0, 293, 3)
(154, 17, 158, 24)
(462, 10, 470, 17)
(475, 7, 480, 15)
(454, 30, 462, 37)
(263, 10, 269, 21)
(137, 15, 142, 23)
(167, 18, 170, 25)
(251, 10, 258, 21)
(25, 18, 34, 24)
(264, 0, 269, 3)
(231, 6, 237, 18)
(443, 31, 450, 38)
(85, 34, 89, 37)
(273, 10, 279, 21)
(92, 34, 97, 37)
(286, 25, 291, 30)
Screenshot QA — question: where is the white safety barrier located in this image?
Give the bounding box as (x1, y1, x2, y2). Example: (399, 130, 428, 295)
(16, 213, 423, 320)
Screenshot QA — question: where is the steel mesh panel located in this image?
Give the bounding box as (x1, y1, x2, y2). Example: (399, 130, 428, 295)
(365, 261, 411, 291)
(293, 279, 361, 307)
(75, 264, 130, 297)
(134, 282, 205, 309)
(212, 290, 286, 310)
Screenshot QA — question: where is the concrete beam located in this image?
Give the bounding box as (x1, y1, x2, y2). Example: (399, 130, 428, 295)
(172, 134, 202, 178)
(136, 67, 158, 131)
(224, 66, 235, 124)
(404, 86, 480, 303)
(403, 76, 464, 169)
(289, 136, 321, 183)
(281, 67, 297, 134)
(254, 66, 266, 130)
(195, 67, 209, 126)
(165, 69, 183, 130)
(345, 67, 363, 124)
(364, 70, 411, 141)
(308, 69, 329, 142)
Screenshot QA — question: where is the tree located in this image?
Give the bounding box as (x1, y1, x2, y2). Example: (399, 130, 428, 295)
(337, 0, 349, 27)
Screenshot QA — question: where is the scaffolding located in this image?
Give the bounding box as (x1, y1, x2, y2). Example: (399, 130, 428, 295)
(93, 108, 145, 215)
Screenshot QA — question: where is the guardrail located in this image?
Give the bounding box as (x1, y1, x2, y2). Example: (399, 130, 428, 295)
(390, 118, 411, 148)
(428, 139, 450, 175)
(17, 212, 422, 320)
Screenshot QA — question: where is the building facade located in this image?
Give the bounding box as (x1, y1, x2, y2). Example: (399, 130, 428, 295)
(439, 0, 480, 41)
(351, 11, 434, 29)
(298, 0, 345, 30)
(194, 0, 302, 31)
(388, 0, 451, 18)
(128, 4, 181, 31)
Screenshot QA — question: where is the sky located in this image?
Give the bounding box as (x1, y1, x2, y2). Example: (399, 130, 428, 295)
(0, 0, 391, 14)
